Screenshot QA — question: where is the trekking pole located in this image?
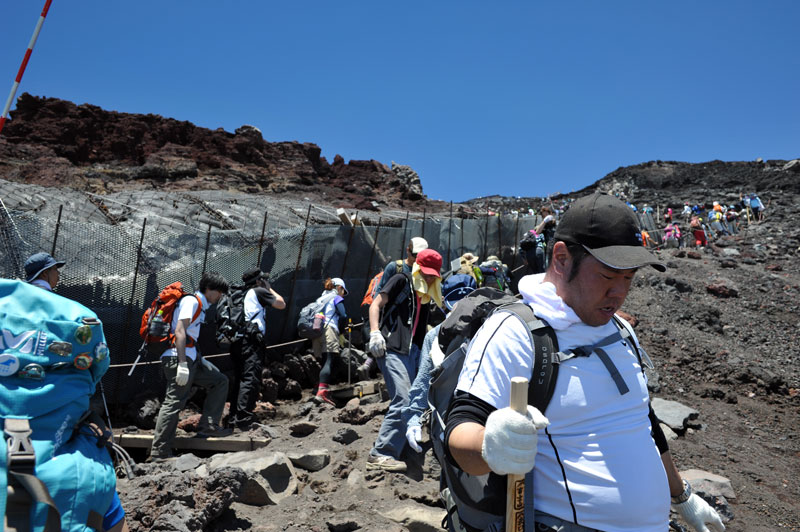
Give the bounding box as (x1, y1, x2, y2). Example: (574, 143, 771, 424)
(505, 376, 529, 532)
(346, 318, 352, 385)
(0, 0, 53, 135)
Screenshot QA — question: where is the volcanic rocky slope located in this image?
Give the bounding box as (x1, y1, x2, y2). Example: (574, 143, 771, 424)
(0, 93, 429, 211)
(118, 192, 800, 532)
(1, 94, 798, 531)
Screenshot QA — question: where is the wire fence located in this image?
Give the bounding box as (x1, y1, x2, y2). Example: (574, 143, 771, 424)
(0, 197, 542, 404)
(1, 182, 755, 404)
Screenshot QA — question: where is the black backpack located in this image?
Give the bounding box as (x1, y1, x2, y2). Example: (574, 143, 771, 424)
(478, 264, 510, 293)
(427, 287, 645, 532)
(215, 286, 248, 345)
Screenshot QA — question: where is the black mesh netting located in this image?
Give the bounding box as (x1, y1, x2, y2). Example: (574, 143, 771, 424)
(0, 184, 544, 403)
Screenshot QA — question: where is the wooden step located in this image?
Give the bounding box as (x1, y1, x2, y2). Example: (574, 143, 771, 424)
(113, 430, 270, 452)
(329, 380, 381, 400)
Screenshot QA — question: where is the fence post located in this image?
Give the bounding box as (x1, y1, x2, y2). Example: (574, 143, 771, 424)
(400, 211, 410, 260)
(114, 218, 147, 403)
(497, 214, 502, 258)
(483, 206, 490, 260)
(280, 204, 312, 340)
(363, 216, 382, 298)
(257, 210, 268, 268)
(447, 201, 453, 266)
(202, 223, 212, 273)
(511, 211, 520, 269)
(51, 204, 63, 256)
(340, 211, 358, 277)
(460, 211, 464, 256)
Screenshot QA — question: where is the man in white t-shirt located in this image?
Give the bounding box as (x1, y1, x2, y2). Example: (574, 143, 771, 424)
(149, 272, 231, 461)
(228, 269, 285, 430)
(446, 193, 724, 532)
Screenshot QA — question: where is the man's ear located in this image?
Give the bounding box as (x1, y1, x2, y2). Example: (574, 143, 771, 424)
(550, 241, 571, 277)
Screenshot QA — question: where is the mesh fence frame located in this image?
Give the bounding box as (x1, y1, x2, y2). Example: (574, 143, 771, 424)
(0, 199, 550, 404)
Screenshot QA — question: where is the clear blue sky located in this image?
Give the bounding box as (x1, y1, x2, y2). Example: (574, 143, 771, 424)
(2, 1, 798, 202)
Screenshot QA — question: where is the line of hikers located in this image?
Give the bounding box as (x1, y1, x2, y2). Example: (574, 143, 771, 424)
(3, 194, 727, 532)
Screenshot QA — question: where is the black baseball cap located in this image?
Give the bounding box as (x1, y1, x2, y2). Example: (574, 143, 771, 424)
(242, 269, 269, 285)
(554, 193, 666, 272)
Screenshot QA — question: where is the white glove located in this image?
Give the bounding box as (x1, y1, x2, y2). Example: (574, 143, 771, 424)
(406, 425, 423, 453)
(368, 330, 386, 358)
(481, 405, 549, 476)
(674, 493, 725, 532)
(201, 357, 219, 373)
(175, 362, 190, 386)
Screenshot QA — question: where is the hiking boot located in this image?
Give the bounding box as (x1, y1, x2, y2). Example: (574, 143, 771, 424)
(315, 389, 336, 406)
(146, 452, 174, 463)
(366, 453, 407, 472)
(196, 425, 233, 438)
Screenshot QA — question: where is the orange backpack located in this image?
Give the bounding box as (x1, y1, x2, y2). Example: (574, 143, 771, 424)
(361, 260, 404, 307)
(139, 282, 202, 349)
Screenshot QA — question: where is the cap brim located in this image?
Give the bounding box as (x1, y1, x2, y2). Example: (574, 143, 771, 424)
(418, 265, 441, 277)
(26, 260, 66, 282)
(583, 245, 666, 272)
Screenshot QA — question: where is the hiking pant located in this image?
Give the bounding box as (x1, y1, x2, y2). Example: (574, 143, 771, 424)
(229, 334, 265, 427)
(692, 229, 707, 247)
(313, 324, 341, 386)
(151, 356, 228, 457)
(371, 344, 420, 460)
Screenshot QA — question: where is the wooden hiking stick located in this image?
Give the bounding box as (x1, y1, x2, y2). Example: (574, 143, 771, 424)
(505, 376, 529, 532)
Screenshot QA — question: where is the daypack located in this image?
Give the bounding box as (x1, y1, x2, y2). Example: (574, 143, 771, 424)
(139, 281, 202, 351)
(478, 263, 509, 293)
(215, 285, 248, 344)
(297, 292, 338, 339)
(427, 287, 646, 532)
(1, 279, 117, 532)
(361, 260, 404, 307)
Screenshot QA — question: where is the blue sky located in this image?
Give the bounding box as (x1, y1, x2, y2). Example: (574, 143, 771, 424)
(1, 1, 798, 202)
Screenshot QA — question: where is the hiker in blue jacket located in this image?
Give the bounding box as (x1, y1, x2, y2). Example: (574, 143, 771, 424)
(21, 253, 130, 532)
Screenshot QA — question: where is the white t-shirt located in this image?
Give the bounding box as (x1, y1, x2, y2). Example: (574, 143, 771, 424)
(244, 288, 266, 335)
(161, 292, 207, 361)
(455, 274, 669, 532)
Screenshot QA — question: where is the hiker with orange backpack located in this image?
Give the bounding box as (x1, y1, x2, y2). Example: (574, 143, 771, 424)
(149, 272, 231, 461)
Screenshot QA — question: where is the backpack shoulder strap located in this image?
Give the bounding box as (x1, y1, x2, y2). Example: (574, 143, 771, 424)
(499, 303, 560, 413)
(611, 314, 652, 371)
(190, 294, 203, 324)
(4, 419, 61, 532)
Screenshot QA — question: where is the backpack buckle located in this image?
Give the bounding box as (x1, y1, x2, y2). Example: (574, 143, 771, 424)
(4, 419, 36, 472)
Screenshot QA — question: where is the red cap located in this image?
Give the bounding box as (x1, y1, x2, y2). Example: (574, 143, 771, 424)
(416, 249, 442, 277)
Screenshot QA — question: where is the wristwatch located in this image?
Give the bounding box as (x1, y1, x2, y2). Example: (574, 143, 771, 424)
(671, 479, 692, 504)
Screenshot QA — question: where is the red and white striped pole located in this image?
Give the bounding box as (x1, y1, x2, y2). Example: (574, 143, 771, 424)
(0, 0, 54, 135)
